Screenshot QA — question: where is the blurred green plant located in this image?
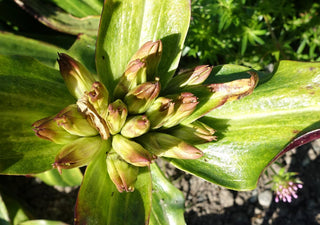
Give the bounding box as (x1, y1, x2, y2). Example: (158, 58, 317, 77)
(185, 0, 320, 70)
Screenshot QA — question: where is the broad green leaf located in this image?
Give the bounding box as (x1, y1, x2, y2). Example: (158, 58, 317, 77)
(14, 0, 100, 36)
(0, 55, 74, 174)
(48, 0, 103, 17)
(169, 61, 320, 190)
(0, 194, 29, 225)
(96, 0, 191, 93)
(0, 32, 65, 67)
(19, 220, 68, 225)
(150, 163, 185, 225)
(0, 194, 10, 225)
(75, 150, 152, 225)
(35, 168, 82, 187)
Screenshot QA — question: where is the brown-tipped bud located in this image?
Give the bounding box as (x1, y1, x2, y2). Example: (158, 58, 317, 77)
(129, 40, 163, 78)
(77, 95, 110, 140)
(162, 92, 199, 128)
(113, 59, 147, 99)
(169, 121, 217, 144)
(105, 100, 128, 135)
(138, 132, 203, 159)
(54, 104, 98, 137)
(32, 115, 78, 144)
(106, 150, 139, 192)
(87, 82, 109, 118)
(124, 80, 160, 114)
(146, 97, 175, 129)
(53, 137, 105, 173)
(165, 65, 213, 92)
(57, 53, 96, 99)
(121, 115, 150, 138)
(112, 134, 154, 167)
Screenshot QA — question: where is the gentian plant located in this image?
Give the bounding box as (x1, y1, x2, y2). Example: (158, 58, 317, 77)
(1, 0, 320, 224)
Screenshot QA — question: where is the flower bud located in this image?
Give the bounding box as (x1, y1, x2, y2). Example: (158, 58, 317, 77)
(53, 137, 105, 173)
(138, 132, 203, 159)
(169, 121, 217, 144)
(146, 97, 175, 129)
(106, 150, 139, 192)
(124, 80, 160, 114)
(113, 59, 147, 99)
(162, 92, 198, 128)
(54, 104, 98, 137)
(57, 53, 96, 99)
(165, 65, 213, 92)
(105, 99, 128, 135)
(87, 82, 109, 118)
(32, 115, 78, 144)
(121, 115, 150, 138)
(112, 134, 154, 167)
(129, 40, 162, 78)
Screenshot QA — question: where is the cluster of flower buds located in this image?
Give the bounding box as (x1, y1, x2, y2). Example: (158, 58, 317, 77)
(32, 40, 257, 192)
(272, 168, 303, 203)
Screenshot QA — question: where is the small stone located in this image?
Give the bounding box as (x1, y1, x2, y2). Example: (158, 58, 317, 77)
(219, 189, 234, 208)
(308, 148, 317, 160)
(258, 190, 273, 208)
(235, 195, 245, 206)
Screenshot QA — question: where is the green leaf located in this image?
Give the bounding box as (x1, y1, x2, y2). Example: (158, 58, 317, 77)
(34, 168, 83, 187)
(48, 0, 103, 17)
(0, 194, 29, 225)
(0, 194, 11, 225)
(19, 220, 68, 225)
(14, 0, 100, 36)
(96, 0, 191, 93)
(0, 55, 74, 174)
(169, 61, 320, 190)
(149, 163, 185, 225)
(0, 32, 65, 67)
(75, 150, 152, 225)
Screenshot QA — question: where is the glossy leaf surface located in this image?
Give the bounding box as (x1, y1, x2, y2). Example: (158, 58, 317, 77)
(96, 0, 191, 92)
(149, 163, 185, 225)
(0, 55, 74, 174)
(35, 168, 83, 187)
(169, 61, 320, 190)
(75, 150, 152, 225)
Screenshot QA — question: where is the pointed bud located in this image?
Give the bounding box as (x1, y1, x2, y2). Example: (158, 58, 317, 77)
(146, 97, 175, 129)
(124, 80, 160, 114)
(53, 104, 98, 137)
(77, 95, 110, 140)
(87, 82, 109, 118)
(165, 65, 213, 92)
(106, 150, 139, 192)
(105, 99, 128, 135)
(169, 121, 217, 144)
(138, 132, 203, 159)
(53, 137, 105, 173)
(32, 115, 78, 144)
(129, 40, 163, 79)
(113, 59, 147, 99)
(162, 92, 198, 128)
(112, 134, 154, 167)
(57, 53, 96, 99)
(121, 115, 150, 138)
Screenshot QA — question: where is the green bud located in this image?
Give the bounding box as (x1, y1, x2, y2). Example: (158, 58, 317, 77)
(113, 59, 147, 99)
(121, 115, 150, 138)
(112, 134, 154, 167)
(124, 80, 160, 114)
(106, 99, 128, 135)
(57, 53, 96, 99)
(146, 97, 175, 129)
(129, 40, 163, 79)
(106, 150, 139, 192)
(165, 65, 212, 92)
(87, 81, 109, 118)
(32, 115, 78, 144)
(54, 104, 98, 137)
(168, 121, 217, 144)
(162, 92, 198, 128)
(53, 137, 105, 173)
(138, 132, 203, 159)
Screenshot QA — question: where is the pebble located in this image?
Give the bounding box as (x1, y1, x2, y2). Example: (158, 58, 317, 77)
(219, 189, 234, 208)
(308, 148, 317, 160)
(235, 195, 245, 206)
(258, 190, 273, 208)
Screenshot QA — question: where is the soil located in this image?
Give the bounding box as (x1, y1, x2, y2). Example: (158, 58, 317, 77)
(0, 140, 319, 225)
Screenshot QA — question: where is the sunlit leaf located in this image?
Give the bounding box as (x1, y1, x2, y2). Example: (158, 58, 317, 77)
(35, 168, 82, 187)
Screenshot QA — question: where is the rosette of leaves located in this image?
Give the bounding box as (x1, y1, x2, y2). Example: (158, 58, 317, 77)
(1, 0, 320, 225)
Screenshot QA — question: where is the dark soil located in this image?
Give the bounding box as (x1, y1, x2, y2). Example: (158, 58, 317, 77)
(1, 141, 319, 225)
